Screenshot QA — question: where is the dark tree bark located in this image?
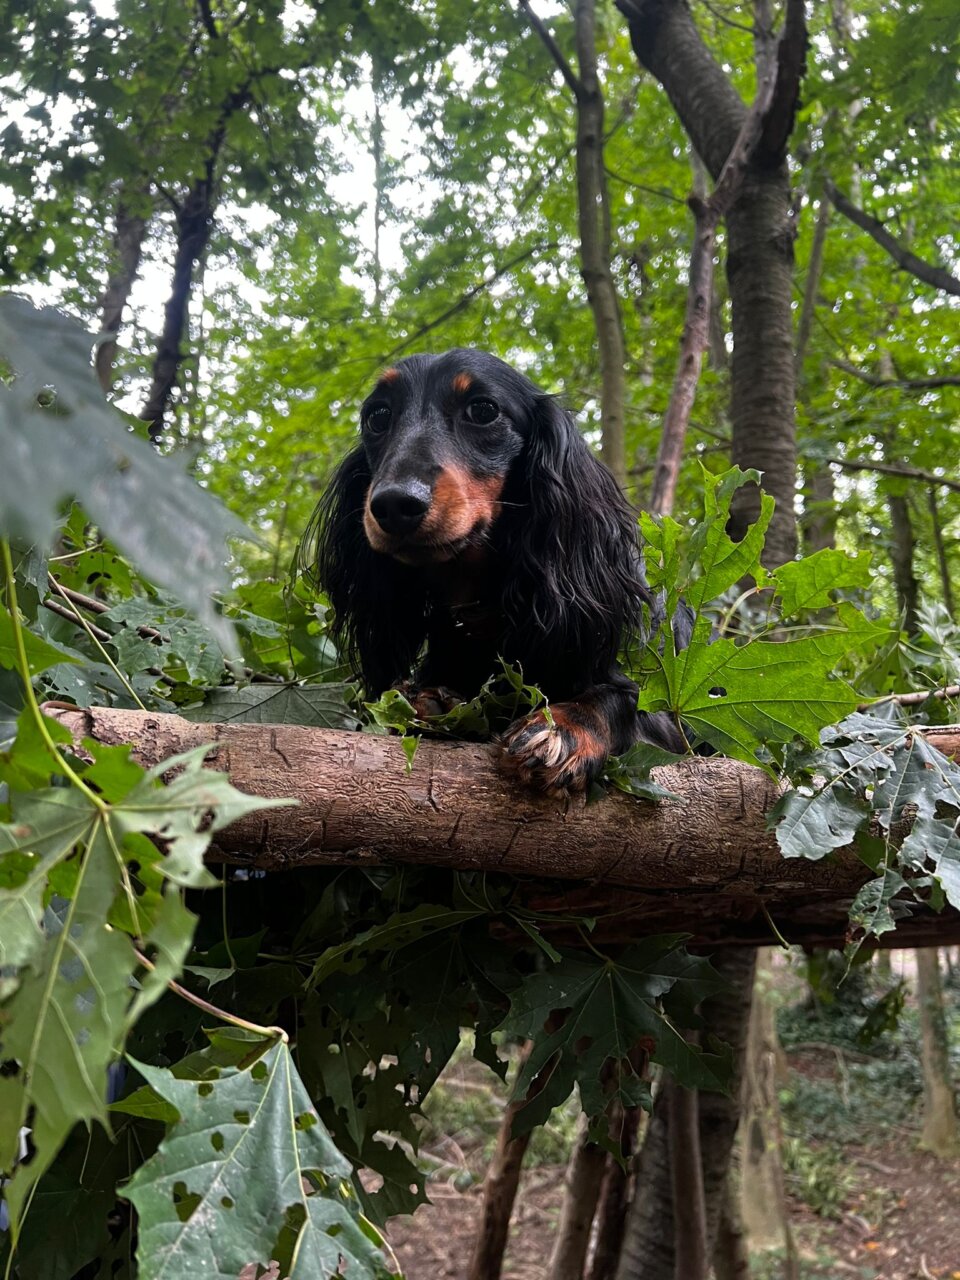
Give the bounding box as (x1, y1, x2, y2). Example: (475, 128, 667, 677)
(548, 1117, 608, 1280)
(96, 190, 150, 394)
(618, 0, 804, 566)
(587, 1104, 641, 1280)
(927, 488, 956, 619)
(520, 0, 628, 486)
(614, 950, 758, 1280)
(887, 485, 920, 635)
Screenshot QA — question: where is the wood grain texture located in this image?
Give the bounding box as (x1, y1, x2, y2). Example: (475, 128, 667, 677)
(50, 708, 960, 949)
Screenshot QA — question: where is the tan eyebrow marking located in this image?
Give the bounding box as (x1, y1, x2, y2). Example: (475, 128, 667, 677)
(379, 367, 399, 383)
(452, 372, 473, 394)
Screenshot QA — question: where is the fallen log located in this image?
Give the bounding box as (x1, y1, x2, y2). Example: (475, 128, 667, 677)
(51, 707, 960, 950)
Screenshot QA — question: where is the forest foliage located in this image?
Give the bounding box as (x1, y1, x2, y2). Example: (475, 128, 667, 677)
(1, 0, 959, 1276)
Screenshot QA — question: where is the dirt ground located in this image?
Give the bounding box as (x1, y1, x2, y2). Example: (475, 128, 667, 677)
(381, 1046, 960, 1280)
(383, 1145, 960, 1279)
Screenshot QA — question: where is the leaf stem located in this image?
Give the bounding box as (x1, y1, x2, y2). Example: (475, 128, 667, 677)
(132, 946, 288, 1043)
(0, 539, 107, 812)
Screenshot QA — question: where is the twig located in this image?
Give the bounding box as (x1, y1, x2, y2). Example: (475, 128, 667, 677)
(517, 0, 583, 100)
(831, 357, 960, 390)
(133, 946, 288, 1042)
(863, 686, 960, 711)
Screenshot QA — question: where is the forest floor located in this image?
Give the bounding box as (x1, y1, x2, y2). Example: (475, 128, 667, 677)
(381, 961, 960, 1280)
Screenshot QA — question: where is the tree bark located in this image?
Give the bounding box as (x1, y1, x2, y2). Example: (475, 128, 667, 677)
(467, 1041, 540, 1280)
(587, 1105, 641, 1280)
(548, 1114, 608, 1280)
(618, 0, 802, 565)
(614, 950, 758, 1280)
(712, 1165, 751, 1280)
(668, 1080, 708, 1280)
(573, 0, 628, 487)
(96, 190, 150, 394)
(139, 173, 218, 441)
(887, 488, 920, 636)
(521, 0, 628, 486)
(927, 487, 955, 619)
(47, 707, 960, 950)
(739, 950, 795, 1266)
(916, 948, 960, 1157)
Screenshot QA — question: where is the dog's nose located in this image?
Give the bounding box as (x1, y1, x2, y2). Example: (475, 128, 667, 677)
(369, 482, 431, 535)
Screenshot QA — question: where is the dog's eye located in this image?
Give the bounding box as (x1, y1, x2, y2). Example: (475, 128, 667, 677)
(364, 405, 392, 434)
(465, 398, 499, 426)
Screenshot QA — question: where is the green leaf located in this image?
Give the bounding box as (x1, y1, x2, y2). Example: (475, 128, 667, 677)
(0, 296, 250, 656)
(639, 619, 861, 763)
(0, 608, 80, 675)
(501, 938, 731, 1131)
(309, 902, 486, 987)
(124, 1040, 389, 1280)
(605, 741, 684, 800)
(683, 467, 772, 611)
(899, 815, 960, 909)
(111, 744, 295, 887)
(847, 864, 908, 952)
(0, 828, 134, 1229)
(769, 782, 869, 859)
(184, 682, 360, 729)
(770, 548, 872, 615)
(363, 688, 417, 732)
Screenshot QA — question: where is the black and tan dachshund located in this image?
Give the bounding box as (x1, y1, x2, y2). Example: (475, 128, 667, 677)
(308, 349, 691, 791)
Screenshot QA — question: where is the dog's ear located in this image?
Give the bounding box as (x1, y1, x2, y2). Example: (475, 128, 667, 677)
(305, 447, 426, 694)
(501, 396, 651, 677)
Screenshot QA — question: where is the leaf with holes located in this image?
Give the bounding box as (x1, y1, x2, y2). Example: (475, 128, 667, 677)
(501, 937, 731, 1134)
(124, 1040, 392, 1280)
(769, 782, 870, 860)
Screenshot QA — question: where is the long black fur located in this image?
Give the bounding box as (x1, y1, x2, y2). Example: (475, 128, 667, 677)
(305, 350, 690, 787)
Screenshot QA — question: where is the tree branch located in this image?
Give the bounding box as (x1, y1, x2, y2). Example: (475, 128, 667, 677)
(49, 708, 960, 951)
(825, 180, 960, 298)
(518, 0, 583, 100)
(825, 455, 960, 495)
(831, 357, 960, 390)
(757, 0, 808, 164)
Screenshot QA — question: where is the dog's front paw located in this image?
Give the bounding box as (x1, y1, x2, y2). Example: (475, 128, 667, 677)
(393, 681, 463, 719)
(500, 705, 607, 793)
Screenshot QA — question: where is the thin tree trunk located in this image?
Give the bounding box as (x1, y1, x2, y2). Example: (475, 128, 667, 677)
(927, 487, 955, 618)
(548, 1113, 608, 1280)
(587, 1105, 642, 1280)
(649, 195, 716, 516)
(794, 197, 830, 376)
(692, 155, 728, 374)
(96, 191, 149, 393)
(615, 950, 758, 1280)
(668, 1080, 708, 1280)
(803, 465, 837, 553)
(739, 950, 796, 1273)
(139, 171, 219, 440)
(371, 62, 386, 311)
(467, 1041, 541, 1280)
(916, 948, 960, 1157)
(573, 0, 628, 486)
(521, 0, 628, 485)
(887, 487, 920, 635)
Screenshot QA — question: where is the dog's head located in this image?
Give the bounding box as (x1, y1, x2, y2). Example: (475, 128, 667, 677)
(357, 349, 538, 564)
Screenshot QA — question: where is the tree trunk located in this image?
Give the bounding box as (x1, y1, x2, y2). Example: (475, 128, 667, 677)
(668, 1080, 708, 1280)
(614, 950, 758, 1280)
(139, 173, 218, 441)
(927, 487, 955, 619)
(587, 1105, 641, 1280)
(886, 486, 919, 636)
(467, 1042, 537, 1280)
(548, 1113, 608, 1280)
(96, 190, 150, 394)
(574, 0, 628, 487)
(915, 948, 960, 1157)
(712, 1165, 751, 1280)
(739, 950, 794, 1264)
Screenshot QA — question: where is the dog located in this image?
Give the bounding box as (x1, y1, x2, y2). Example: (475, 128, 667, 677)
(308, 349, 690, 791)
